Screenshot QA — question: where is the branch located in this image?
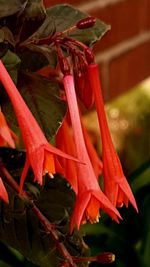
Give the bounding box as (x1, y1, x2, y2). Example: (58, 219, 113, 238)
(0, 162, 78, 267)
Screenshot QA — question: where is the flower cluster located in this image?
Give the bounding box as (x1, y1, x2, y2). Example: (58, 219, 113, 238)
(0, 17, 137, 232)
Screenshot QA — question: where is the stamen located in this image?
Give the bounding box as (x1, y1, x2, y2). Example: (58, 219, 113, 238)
(56, 44, 71, 76)
(73, 252, 115, 264)
(48, 173, 54, 179)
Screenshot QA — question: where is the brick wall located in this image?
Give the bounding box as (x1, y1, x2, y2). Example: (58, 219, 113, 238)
(43, 0, 150, 101)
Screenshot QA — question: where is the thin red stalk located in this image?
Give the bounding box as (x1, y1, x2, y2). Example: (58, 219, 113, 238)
(0, 163, 78, 267)
(0, 162, 22, 194)
(73, 252, 115, 263)
(64, 37, 87, 50)
(31, 205, 77, 267)
(73, 256, 97, 263)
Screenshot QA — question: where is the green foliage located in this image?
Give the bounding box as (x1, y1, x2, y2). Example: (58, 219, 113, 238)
(1, 50, 21, 83)
(0, 0, 27, 18)
(0, 175, 89, 267)
(1, 72, 67, 142)
(0, 147, 89, 267)
(20, 4, 109, 70)
(46, 4, 109, 45)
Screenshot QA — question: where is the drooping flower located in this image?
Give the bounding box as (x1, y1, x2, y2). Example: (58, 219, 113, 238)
(0, 109, 17, 148)
(74, 67, 94, 109)
(88, 63, 138, 211)
(56, 113, 102, 193)
(0, 177, 9, 203)
(81, 117, 103, 178)
(56, 117, 78, 193)
(0, 60, 80, 190)
(69, 109, 103, 178)
(63, 74, 121, 232)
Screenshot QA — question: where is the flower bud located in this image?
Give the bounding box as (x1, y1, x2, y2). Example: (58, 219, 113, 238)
(76, 17, 96, 29)
(96, 252, 115, 264)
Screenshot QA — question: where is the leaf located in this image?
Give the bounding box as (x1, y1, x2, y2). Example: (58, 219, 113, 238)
(18, 0, 46, 42)
(0, 29, 4, 42)
(21, 15, 55, 44)
(20, 16, 57, 71)
(0, 242, 24, 267)
(1, 50, 21, 83)
(0, 0, 28, 18)
(0, 27, 15, 46)
(20, 4, 109, 69)
(1, 72, 66, 142)
(0, 173, 89, 267)
(20, 16, 57, 67)
(23, 0, 46, 19)
(0, 261, 12, 267)
(19, 50, 49, 72)
(46, 4, 110, 46)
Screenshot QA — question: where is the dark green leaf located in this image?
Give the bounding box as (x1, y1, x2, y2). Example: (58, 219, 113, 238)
(0, 176, 89, 267)
(20, 15, 57, 67)
(0, 29, 4, 42)
(23, 0, 46, 19)
(22, 3, 108, 46)
(0, 261, 12, 267)
(46, 4, 110, 46)
(20, 45, 57, 70)
(20, 4, 109, 69)
(1, 50, 21, 83)
(0, 27, 15, 46)
(1, 72, 66, 142)
(0, 0, 28, 18)
(19, 50, 49, 72)
(0, 242, 24, 267)
(18, 0, 46, 42)
(21, 15, 55, 45)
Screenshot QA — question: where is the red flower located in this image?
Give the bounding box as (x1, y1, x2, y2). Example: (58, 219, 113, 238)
(0, 60, 80, 190)
(0, 177, 9, 203)
(0, 109, 17, 148)
(63, 74, 121, 232)
(81, 119, 103, 178)
(88, 63, 138, 211)
(56, 113, 102, 193)
(74, 68, 94, 109)
(56, 118, 78, 193)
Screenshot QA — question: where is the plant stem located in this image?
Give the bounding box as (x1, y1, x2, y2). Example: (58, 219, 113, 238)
(0, 162, 78, 267)
(31, 205, 77, 267)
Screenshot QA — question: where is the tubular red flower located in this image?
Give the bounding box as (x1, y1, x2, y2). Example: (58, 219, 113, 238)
(56, 118, 78, 194)
(56, 114, 102, 193)
(81, 119, 103, 178)
(66, 110, 103, 178)
(63, 74, 121, 232)
(88, 63, 138, 211)
(74, 68, 94, 109)
(0, 177, 9, 203)
(0, 60, 80, 190)
(0, 109, 16, 148)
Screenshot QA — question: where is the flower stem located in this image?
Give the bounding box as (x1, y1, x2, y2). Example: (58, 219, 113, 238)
(73, 252, 115, 264)
(0, 162, 78, 267)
